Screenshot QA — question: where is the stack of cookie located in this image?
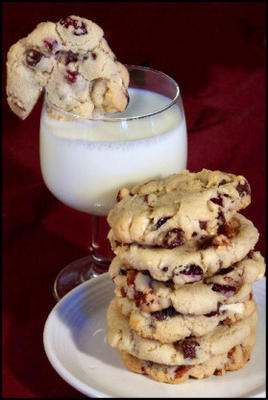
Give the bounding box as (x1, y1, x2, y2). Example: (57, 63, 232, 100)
(106, 169, 265, 384)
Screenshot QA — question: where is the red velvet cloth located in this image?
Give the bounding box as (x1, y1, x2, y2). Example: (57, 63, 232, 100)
(2, 2, 266, 398)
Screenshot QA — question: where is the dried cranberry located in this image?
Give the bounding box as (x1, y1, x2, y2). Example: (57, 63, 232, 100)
(152, 306, 178, 321)
(162, 266, 168, 272)
(180, 340, 200, 359)
(199, 220, 207, 230)
(217, 266, 234, 275)
(43, 39, 58, 51)
(205, 310, 219, 317)
(219, 179, 227, 186)
(66, 69, 78, 83)
(179, 264, 203, 278)
(199, 236, 213, 250)
(60, 17, 77, 28)
(210, 194, 223, 206)
(73, 21, 87, 36)
(59, 16, 87, 35)
(65, 51, 78, 65)
(174, 365, 193, 379)
(163, 228, 185, 248)
(91, 52, 97, 60)
(141, 366, 147, 375)
(236, 182, 250, 196)
(26, 49, 43, 67)
(151, 311, 167, 321)
(155, 217, 170, 229)
(211, 283, 237, 296)
(204, 302, 221, 317)
(214, 369, 223, 376)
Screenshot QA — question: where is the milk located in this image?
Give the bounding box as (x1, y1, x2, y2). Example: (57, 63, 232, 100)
(40, 88, 187, 215)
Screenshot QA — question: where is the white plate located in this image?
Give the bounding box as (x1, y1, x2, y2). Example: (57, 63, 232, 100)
(43, 273, 266, 398)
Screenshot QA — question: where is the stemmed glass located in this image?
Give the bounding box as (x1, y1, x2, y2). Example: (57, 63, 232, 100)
(39, 65, 188, 301)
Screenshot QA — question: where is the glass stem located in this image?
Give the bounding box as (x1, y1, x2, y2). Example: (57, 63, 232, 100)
(89, 215, 114, 275)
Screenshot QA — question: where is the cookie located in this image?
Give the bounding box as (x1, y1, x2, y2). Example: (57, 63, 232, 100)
(107, 295, 258, 366)
(107, 169, 251, 247)
(109, 213, 259, 286)
(109, 251, 265, 314)
(6, 15, 129, 119)
(120, 328, 256, 383)
(116, 296, 257, 343)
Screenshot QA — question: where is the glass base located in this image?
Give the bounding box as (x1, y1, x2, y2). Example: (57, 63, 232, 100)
(53, 255, 109, 301)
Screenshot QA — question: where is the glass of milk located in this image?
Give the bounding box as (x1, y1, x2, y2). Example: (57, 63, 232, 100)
(40, 65, 188, 300)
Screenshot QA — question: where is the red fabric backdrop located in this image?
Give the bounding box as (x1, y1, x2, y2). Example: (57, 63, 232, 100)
(2, 2, 266, 397)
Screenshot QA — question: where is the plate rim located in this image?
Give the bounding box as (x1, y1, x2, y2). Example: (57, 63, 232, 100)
(43, 273, 111, 398)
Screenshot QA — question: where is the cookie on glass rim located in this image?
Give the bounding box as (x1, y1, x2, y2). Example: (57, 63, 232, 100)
(6, 15, 129, 119)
